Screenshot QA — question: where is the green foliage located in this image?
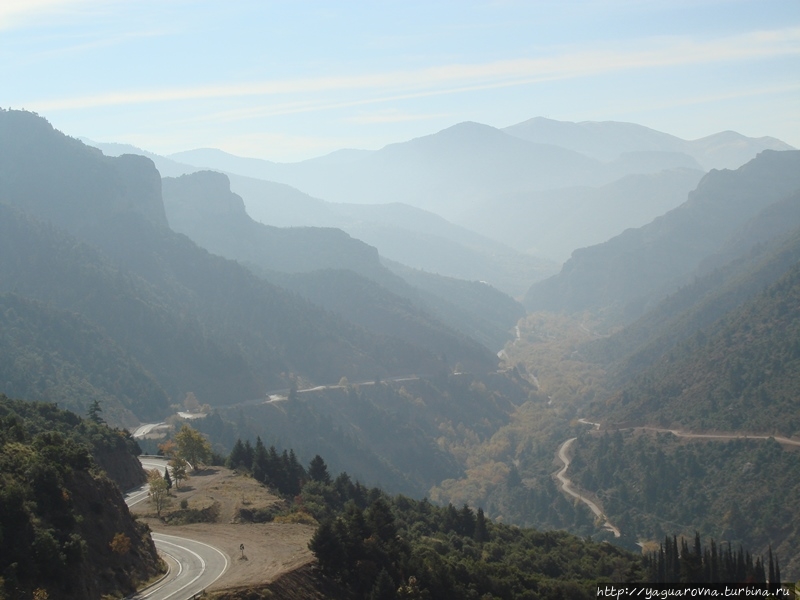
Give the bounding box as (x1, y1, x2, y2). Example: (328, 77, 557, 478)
(0, 394, 158, 598)
(174, 424, 212, 470)
(307, 485, 645, 598)
(568, 430, 800, 576)
(0, 290, 170, 425)
(644, 533, 781, 591)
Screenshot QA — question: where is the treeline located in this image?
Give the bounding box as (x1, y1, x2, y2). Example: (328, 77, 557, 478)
(645, 533, 781, 587)
(222, 438, 644, 598)
(227, 436, 307, 497)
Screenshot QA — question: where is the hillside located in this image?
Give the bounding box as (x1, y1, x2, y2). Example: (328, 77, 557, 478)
(0, 110, 465, 419)
(568, 430, 800, 578)
(162, 169, 502, 368)
(264, 269, 499, 372)
(0, 291, 170, 427)
(0, 395, 161, 599)
(162, 170, 388, 280)
(524, 150, 800, 323)
(585, 216, 800, 386)
(592, 258, 800, 435)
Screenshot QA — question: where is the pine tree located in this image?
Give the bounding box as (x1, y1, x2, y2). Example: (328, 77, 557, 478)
(87, 399, 104, 425)
(253, 437, 268, 484)
(369, 568, 396, 600)
(308, 454, 332, 484)
(227, 438, 247, 470)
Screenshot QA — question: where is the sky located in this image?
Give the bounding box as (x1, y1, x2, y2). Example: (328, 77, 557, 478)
(3, 0, 799, 162)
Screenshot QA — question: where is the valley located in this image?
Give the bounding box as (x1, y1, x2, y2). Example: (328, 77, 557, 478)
(2, 106, 800, 597)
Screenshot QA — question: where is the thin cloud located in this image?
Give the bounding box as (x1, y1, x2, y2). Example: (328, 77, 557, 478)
(0, 0, 105, 30)
(25, 26, 800, 113)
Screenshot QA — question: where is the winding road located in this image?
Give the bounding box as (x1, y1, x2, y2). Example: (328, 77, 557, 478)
(554, 419, 800, 540)
(125, 457, 229, 600)
(554, 436, 621, 538)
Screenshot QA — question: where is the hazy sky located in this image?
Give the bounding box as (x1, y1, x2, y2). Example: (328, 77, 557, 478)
(3, 0, 799, 162)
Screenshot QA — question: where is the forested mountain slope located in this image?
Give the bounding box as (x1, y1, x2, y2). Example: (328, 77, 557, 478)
(0, 395, 161, 599)
(265, 269, 499, 372)
(525, 150, 800, 324)
(594, 258, 800, 435)
(586, 209, 800, 385)
(0, 110, 457, 418)
(0, 291, 169, 426)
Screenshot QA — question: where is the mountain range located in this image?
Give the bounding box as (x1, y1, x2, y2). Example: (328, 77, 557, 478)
(525, 149, 800, 323)
(7, 106, 800, 579)
(1, 109, 500, 426)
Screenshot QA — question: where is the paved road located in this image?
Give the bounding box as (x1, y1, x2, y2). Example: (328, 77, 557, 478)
(125, 458, 228, 600)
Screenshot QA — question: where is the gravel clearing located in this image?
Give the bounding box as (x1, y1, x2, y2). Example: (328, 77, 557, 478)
(131, 464, 316, 591)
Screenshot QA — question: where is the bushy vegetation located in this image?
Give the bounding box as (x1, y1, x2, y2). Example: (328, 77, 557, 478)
(0, 395, 160, 599)
(568, 430, 800, 576)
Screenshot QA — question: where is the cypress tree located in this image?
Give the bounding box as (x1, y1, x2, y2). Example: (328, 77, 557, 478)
(474, 507, 489, 543)
(164, 466, 172, 491)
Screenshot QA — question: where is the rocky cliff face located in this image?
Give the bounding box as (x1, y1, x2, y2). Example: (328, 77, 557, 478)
(0, 109, 168, 236)
(63, 469, 162, 599)
(91, 433, 148, 492)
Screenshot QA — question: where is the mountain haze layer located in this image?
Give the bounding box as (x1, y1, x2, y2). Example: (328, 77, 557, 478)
(525, 150, 800, 322)
(1, 110, 476, 419)
(503, 117, 794, 170)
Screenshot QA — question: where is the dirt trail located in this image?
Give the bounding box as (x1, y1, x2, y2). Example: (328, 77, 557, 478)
(554, 437, 621, 538)
(638, 426, 800, 447)
(554, 419, 800, 539)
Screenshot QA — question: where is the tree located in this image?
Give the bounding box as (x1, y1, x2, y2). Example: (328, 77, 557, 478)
(86, 399, 104, 425)
(252, 436, 269, 484)
(169, 456, 188, 489)
(474, 507, 489, 543)
(369, 568, 397, 600)
(308, 519, 344, 577)
(109, 533, 131, 555)
(227, 438, 248, 471)
(308, 454, 331, 484)
(147, 469, 171, 517)
(163, 467, 172, 491)
(174, 424, 211, 471)
(158, 439, 177, 458)
(183, 392, 201, 413)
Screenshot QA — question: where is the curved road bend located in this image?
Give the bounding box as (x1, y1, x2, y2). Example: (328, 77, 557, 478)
(556, 419, 800, 540)
(554, 437, 621, 538)
(125, 457, 229, 600)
